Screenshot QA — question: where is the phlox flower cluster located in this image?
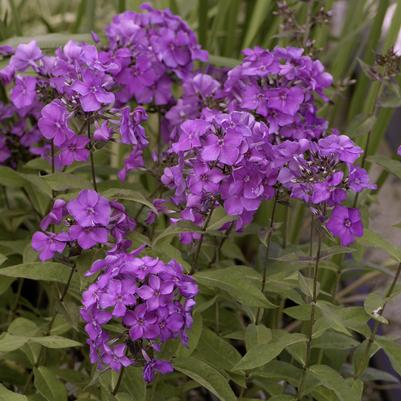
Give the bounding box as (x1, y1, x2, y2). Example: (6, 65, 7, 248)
(81, 254, 198, 382)
(162, 47, 376, 246)
(32, 189, 135, 260)
(105, 3, 207, 106)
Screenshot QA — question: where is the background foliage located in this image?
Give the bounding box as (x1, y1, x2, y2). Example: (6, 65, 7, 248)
(1, 1, 401, 401)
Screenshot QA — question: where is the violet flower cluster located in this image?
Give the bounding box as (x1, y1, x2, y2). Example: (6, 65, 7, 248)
(106, 3, 207, 106)
(161, 47, 376, 246)
(32, 189, 135, 260)
(81, 254, 198, 382)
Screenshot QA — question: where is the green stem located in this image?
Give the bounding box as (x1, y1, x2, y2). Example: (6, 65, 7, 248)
(255, 192, 279, 323)
(209, 221, 234, 267)
(23, 263, 76, 392)
(87, 120, 98, 192)
(303, 0, 314, 47)
(297, 227, 322, 400)
(355, 261, 401, 379)
(192, 204, 215, 271)
(112, 366, 125, 395)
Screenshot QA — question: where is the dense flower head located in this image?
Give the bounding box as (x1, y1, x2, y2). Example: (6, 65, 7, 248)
(224, 47, 331, 141)
(162, 110, 279, 236)
(81, 254, 198, 381)
(105, 3, 207, 106)
(32, 190, 135, 260)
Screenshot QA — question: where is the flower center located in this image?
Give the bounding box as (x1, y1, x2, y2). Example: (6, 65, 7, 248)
(344, 218, 352, 228)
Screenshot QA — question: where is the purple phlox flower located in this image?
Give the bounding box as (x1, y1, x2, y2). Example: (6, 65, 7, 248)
(318, 134, 363, 164)
(31, 231, 67, 261)
(99, 279, 136, 317)
(38, 100, 74, 146)
(10, 41, 42, 71)
(311, 171, 345, 204)
(120, 106, 148, 145)
(103, 343, 132, 371)
(143, 355, 173, 383)
(118, 148, 145, 181)
(189, 162, 225, 194)
(397, 145, 401, 156)
(94, 121, 112, 141)
(0, 45, 14, 57)
(267, 87, 304, 116)
(185, 73, 220, 99)
(59, 134, 90, 166)
(0, 65, 15, 85)
(40, 199, 67, 230)
(10, 76, 37, 109)
(91, 31, 100, 43)
(67, 189, 111, 227)
(71, 70, 115, 112)
(223, 167, 264, 215)
(137, 274, 175, 311)
(0, 137, 11, 163)
(68, 225, 109, 249)
(349, 166, 376, 192)
(326, 205, 363, 246)
(124, 304, 159, 340)
(201, 128, 244, 165)
(173, 119, 211, 152)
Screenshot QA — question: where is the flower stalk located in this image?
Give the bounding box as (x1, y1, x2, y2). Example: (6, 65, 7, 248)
(297, 225, 322, 400)
(86, 120, 98, 192)
(355, 261, 401, 379)
(255, 192, 279, 324)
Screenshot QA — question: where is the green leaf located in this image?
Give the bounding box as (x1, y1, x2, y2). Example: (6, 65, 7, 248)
(43, 173, 91, 191)
(347, 113, 377, 138)
(358, 228, 401, 262)
(315, 302, 352, 337)
(241, 0, 272, 48)
(0, 333, 28, 352)
(232, 332, 306, 371)
(174, 357, 237, 401)
(298, 272, 317, 299)
(375, 336, 401, 376)
(152, 222, 202, 246)
(244, 324, 272, 351)
(102, 188, 157, 214)
(378, 81, 401, 108)
(30, 336, 81, 349)
(309, 365, 360, 401)
(0, 384, 28, 401)
(2, 33, 92, 50)
(364, 292, 388, 324)
(195, 267, 276, 308)
(311, 331, 359, 350)
(0, 166, 27, 188)
(368, 156, 401, 181)
(206, 207, 235, 231)
(34, 367, 67, 401)
(194, 328, 242, 371)
(208, 54, 240, 68)
(268, 396, 296, 401)
(119, 366, 146, 401)
(0, 262, 71, 283)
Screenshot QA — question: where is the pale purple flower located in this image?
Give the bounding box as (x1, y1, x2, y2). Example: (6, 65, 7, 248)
(326, 206, 363, 246)
(31, 231, 67, 261)
(38, 100, 73, 146)
(67, 189, 111, 227)
(71, 71, 115, 112)
(10, 76, 37, 109)
(10, 41, 42, 71)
